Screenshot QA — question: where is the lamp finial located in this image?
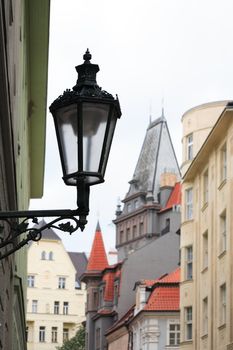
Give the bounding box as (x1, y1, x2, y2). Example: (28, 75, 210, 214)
(83, 49, 92, 63)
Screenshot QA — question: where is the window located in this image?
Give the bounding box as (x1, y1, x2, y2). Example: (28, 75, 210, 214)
(139, 222, 144, 235)
(27, 275, 35, 288)
(58, 277, 66, 289)
(96, 328, 100, 350)
(119, 230, 124, 244)
(169, 323, 180, 345)
(202, 231, 208, 269)
(185, 307, 192, 340)
(187, 133, 193, 160)
(127, 203, 131, 213)
(185, 188, 193, 220)
(63, 302, 69, 315)
(26, 327, 28, 342)
(32, 300, 38, 313)
(126, 228, 130, 241)
(49, 251, 53, 260)
(135, 200, 139, 209)
(41, 251, 46, 260)
(220, 144, 227, 181)
(132, 225, 137, 239)
(114, 283, 119, 305)
(51, 327, 58, 343)
(93, 291, 99, 309)
(220, 211, 226, 252)
(203, 297, 208, 334)
(39, 326, 46, 342)
(220, 283, 226, 325)
(54, 301, 59, 314)
(186, 246, 193, 280)
(203, 170, 209, 204)
(63, 328, 69, 342)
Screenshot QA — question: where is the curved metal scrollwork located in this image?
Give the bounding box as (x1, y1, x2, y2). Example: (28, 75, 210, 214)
(0, 213, 86, 260)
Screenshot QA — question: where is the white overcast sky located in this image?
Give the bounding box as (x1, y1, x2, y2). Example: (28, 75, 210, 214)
(30, 0, 233, 254)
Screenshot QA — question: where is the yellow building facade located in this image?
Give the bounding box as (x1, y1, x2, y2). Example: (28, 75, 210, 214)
(26, 226, 87, 350)
(180, 102, 233, 350)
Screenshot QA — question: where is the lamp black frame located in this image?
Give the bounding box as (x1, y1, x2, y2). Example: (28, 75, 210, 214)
(0, 49, 121, 260)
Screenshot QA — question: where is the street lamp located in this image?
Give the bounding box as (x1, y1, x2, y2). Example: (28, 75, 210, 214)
(0, 50, 121, 259)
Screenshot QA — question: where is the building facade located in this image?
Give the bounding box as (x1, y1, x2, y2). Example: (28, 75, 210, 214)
(26, 223, 87, 350)
(114, 115, 181, 261)
(0, 1, 50, 349)
(106, 268, 180, 350)
(180, 101, 233, 350)
(83, 114, 181, 350)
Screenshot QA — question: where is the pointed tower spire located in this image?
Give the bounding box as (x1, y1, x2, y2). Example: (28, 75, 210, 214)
(86, 223, 109, 271)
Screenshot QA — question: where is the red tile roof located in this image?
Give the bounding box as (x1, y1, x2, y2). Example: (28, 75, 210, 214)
(103, 271, 115, 301)
(144, 286, 180, 311)
(143, 267, 180, 312)
(160, 182, 181, 212)
(86, 223, 109, 272)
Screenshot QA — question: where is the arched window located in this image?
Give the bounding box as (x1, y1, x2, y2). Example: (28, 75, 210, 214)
(41, 251, 46, 260)
(49, 251, 53, 260)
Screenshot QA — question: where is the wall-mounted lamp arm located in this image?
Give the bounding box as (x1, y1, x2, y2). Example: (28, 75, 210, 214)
(0, 207, 88, 260)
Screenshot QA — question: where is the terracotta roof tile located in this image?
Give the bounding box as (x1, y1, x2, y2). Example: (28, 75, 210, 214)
(144, 286, 180, 311)
(160, 182, 181, 212)
(158, 267, 180, 283)
(103, 271, 115, 302)
(143, 268, 180, 311)
(86, 223, 109, 272)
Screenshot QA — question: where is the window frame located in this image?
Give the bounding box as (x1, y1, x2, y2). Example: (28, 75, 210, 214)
(58, 277, 66, 289)
(185, 306, 193, 341)
(63, 301, 69, 315)
(63, 328, 69, 342)
(32, 299, 38, 313)
(186, 246, 193, 280)
(187, 133, 193, 161)
(202, 231, 208, 269)
(220, 143, 227, 182)
(27, 275, 35, 288)
(202, 297, 208, 335)
(220, 210, 226, 253)
(220, 283, 226, 325)
(185, 188, 193, 220)
(54, 301, 59, 314)
(39, 326, 46, 343)
(168, 322, 180, 346)
(51, 327, 58, 343)
(203, 169, 209, 205)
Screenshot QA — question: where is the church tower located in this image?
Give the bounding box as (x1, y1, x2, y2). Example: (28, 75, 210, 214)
(114, 114, 181, 261)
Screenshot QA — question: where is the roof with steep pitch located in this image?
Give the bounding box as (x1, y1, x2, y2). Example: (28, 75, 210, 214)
(126, 116, 180, 201)
(160, 182, 181, 212)
(86, 222, 109, 272)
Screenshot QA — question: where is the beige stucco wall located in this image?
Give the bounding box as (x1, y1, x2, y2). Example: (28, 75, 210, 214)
(107, 328, 129, 350)
(26, 238, 86, 350)
(180, 106, 233, 349)
(181, 101, 228, 176)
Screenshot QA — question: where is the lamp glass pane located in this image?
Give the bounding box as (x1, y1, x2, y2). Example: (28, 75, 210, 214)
(56, 104, 78, 176)
(82, 102, 109, 173)
(101, 112, 117, 175)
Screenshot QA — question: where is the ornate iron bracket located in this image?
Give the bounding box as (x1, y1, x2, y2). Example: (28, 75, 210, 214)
(0, 209, 87, 260)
